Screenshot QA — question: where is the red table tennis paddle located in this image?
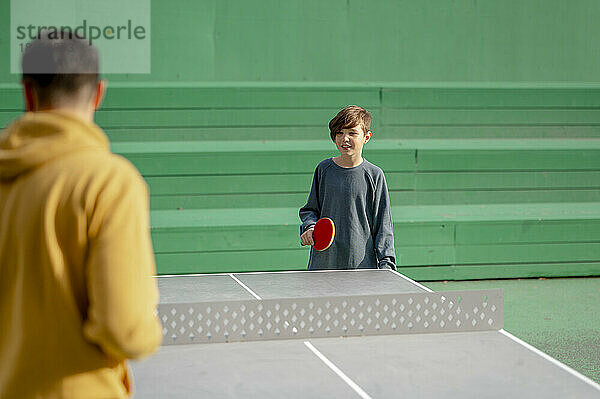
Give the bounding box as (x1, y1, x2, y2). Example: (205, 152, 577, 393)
(313, 217, 335, 251)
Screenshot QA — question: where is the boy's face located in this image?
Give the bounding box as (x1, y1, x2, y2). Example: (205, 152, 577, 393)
(334, 124, 371, 158)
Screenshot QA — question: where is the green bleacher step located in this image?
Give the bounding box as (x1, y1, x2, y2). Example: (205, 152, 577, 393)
(151, 203, 600, 279)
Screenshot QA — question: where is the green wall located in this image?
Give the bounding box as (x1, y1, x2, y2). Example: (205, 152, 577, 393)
(2, 0, 600, 84)
(3, 1, 600, 279)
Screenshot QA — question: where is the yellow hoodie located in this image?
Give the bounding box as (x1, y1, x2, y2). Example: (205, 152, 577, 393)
(0, 110, 162, 398)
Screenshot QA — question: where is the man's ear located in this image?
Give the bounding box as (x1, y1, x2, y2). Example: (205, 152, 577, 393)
(92, 80, 106, 111)
(22, 80, 36, 112)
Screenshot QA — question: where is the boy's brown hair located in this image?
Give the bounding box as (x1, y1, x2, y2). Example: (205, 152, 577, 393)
(328, 105, 372, 142)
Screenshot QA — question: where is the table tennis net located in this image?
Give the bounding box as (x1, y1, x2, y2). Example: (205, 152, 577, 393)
(158, 289, 503, 346)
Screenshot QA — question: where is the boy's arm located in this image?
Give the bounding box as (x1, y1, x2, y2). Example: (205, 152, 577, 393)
(372, 173, 397, 270)
(299, 167, 321, 235)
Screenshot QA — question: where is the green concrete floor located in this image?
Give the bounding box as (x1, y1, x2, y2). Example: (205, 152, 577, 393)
(424, 277, 600, 385)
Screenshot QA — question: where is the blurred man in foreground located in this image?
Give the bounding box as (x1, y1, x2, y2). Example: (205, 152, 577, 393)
(0, 31, 162, 398)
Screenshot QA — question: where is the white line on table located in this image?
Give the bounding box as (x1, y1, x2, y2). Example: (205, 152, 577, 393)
(304, 341, 373, 399)
(389, 269, 434, 293)
(499, 329, 600, 390)
(228, 273, 262, 300)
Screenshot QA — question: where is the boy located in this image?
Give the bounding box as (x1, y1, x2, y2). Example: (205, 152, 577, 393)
(299, 105, 396, 270)
(0, 31, 161, 398)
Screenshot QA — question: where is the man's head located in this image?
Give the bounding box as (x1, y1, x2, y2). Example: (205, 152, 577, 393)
(21, 30, 105, 118)
(328, 105, 372, 158)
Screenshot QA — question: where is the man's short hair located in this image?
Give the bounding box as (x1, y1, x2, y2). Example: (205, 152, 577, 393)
(328, 105, 372, 142)
(21, 29, 99, 105)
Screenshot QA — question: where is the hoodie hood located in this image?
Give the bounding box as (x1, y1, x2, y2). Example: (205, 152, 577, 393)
(0, 110, 109, 180)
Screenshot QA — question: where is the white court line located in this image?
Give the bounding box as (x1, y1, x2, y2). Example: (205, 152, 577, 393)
(304, 341, 373, 399)
(389, 269, 434, 293)
(499, 329, 600, 391)
(228, 273, 262, 300)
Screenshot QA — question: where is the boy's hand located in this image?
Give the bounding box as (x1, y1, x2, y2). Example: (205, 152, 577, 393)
(300, 228, 315, 246)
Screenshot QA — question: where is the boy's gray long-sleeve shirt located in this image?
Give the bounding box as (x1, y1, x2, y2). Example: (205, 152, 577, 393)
(299, 158, 396, 270)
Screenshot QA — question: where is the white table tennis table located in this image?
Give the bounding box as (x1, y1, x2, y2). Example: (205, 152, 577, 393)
(131, 270, 600, 398)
